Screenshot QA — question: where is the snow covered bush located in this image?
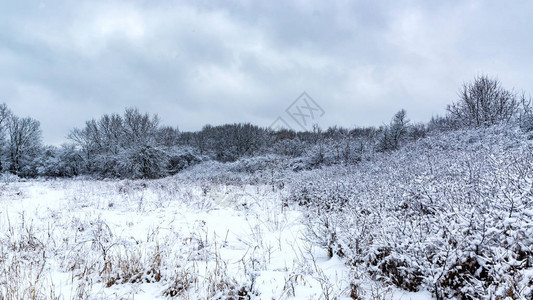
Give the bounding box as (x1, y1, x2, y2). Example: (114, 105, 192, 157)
(119, 145, 168, 179)
(292, 125, 533, 299)
(0, 172, 20, 183)
(167, 147, 203, 175)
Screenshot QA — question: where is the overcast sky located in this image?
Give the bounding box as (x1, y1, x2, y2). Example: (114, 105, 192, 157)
(1, 0, 532, 144)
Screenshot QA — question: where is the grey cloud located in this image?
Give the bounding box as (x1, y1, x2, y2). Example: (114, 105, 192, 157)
(1, 0, 532, 144)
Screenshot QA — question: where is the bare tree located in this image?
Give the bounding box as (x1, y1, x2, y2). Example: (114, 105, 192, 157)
(447, 75, 519, 127)
(0, 103, 8, 127)
(122, 108, 160, 147)
(7, 115, 42, 175)
(518, 92, 533, 131)
(156, 126, 180, 148)
(0, 103, 11, 171)
(68, 108, 165, 178)
(379, 109, 410, 151)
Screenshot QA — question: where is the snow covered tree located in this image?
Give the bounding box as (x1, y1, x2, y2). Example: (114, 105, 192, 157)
(6, 115, 42, 176)
(156, 126, 180, 148)
(68, 108, 168, 178)
(428, 115, 459, 131)
(447, 75, 519, 127)
(379, 109, 410, 151)
(0, 103, 10, 172)
(192, 123, 268, 162)
(33, 145, 85, 177)
(518, 93, 533, 132)
(119, 145, 168, 179)
(122, 108, 159, 148)
(98, 113, 124, 155)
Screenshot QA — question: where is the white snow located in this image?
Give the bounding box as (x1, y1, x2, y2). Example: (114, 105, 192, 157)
(1, 179, 414, 299)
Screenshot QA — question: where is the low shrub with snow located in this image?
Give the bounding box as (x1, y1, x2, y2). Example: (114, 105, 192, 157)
(287, 126, 533, 299)
(1, 172, 20, 183)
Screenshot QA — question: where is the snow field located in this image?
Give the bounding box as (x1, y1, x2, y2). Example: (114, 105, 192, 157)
(0, 179, 359, 299)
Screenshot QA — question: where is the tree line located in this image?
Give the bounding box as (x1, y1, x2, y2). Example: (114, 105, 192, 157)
(1, 75, 531, 179)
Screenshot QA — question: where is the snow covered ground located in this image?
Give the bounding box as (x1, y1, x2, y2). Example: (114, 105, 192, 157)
(0, 179, 411, 299)
(0, 179, 435, 299)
